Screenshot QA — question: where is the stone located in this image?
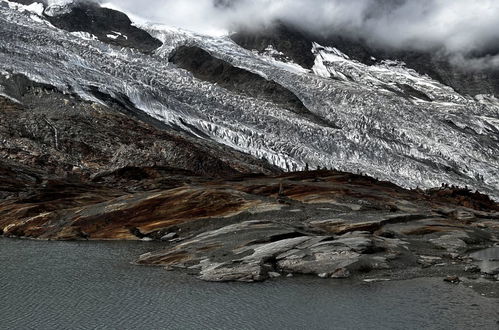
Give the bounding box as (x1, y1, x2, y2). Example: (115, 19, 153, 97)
(484, 266, 499, 276)
(330, 268, 350, 279)
(430, 233, 468, 253)
(464, 265, 480, 273)
(268, 272, 281, 278)
(444, 276, 461, 284)
(454, 210, 476, 221)
(160, 232, 178, 241)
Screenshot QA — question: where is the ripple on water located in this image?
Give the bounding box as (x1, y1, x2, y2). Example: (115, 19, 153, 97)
(1, 238, 498, 330)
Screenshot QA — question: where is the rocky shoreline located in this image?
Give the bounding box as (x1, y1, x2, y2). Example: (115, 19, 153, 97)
(1, 164, 498, 290)
(0, 60, 497, 291)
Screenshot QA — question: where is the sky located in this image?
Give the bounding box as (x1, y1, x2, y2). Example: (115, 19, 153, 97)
(96, 0, 499, 57)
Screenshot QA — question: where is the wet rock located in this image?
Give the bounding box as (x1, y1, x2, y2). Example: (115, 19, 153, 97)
(198, 260, 267, 282)
(277, 249, 361, 276)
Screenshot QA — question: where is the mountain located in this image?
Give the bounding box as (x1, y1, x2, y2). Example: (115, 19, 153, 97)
(2, 0, 498, 199)
(0, 0, 498, 283)
(232, 22, 499, 97)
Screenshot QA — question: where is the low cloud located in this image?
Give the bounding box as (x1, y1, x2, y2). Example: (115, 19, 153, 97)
(97, 0, 499, 59)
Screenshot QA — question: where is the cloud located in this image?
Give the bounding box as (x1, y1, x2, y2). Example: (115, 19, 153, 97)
(97, 0, 499, 57)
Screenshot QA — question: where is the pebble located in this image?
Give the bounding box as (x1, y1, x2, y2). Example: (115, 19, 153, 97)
(464, 265, 481, 273)
(444, 275, 461, 284)
(268, 272, 281, 278)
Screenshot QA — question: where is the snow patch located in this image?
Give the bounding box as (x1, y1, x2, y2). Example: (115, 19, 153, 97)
(70, 31, 98, 41)
(106, 31, 128, 40)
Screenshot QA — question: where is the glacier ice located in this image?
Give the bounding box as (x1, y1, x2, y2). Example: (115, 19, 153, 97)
(0, 3, 498, 199)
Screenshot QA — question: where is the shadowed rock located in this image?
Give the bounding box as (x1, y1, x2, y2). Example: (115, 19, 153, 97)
(169, 45, 338, 128)
(9, 0, 162, 53)
(232, 22, 499, 97)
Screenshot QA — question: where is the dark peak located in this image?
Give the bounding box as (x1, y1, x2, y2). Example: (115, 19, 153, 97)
(231, 20, 499, 97)
(44, 1, 162, 53)
(8, 0, 162, 53)
(231, 21, 316, 69)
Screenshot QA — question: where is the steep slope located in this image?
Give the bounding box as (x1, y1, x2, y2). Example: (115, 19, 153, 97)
(0, 1, 498, 286)
(9, 0, 162, 52)
(1, 166, 498, 283)
(1, 1, 498, 199)
(232, 22, 499, 97)
(0, 75, 278, 179)
(169, 45, 337, 127)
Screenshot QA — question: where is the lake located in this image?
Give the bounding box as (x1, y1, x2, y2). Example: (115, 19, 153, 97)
(0, 238, 497, 330)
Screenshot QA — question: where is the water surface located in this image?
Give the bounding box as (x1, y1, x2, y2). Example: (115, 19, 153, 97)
(1, 238, 497, 330)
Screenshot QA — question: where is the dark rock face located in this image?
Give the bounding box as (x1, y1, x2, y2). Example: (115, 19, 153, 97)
(0, 74, 278, 181)
(1, 77, 498, 284)
(325, 38, 499, 97)
(170, 46, 337, 128)
(46, 2, 162, 53)
(232, 22, 499, 97)
(1, 164, 497, 282)
(9, 0, 162, 53)
(170, 46, 307, 114)
(231, 23, 316, 69)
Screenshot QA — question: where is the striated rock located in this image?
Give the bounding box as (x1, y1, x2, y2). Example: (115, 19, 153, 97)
(0, 89, 498, 282)
(430, 233, 469, 253)
(160, 232, 178, 241)
(0, 2, 498, 286)
(1, 163, 498, 281)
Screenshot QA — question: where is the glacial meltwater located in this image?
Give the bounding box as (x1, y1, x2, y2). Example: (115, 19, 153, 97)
(0, 238, 497, 330)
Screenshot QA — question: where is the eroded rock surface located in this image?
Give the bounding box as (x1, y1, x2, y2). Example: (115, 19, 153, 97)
(2, 155, 497, 282)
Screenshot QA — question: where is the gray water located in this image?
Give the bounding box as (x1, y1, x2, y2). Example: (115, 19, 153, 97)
(0, 238, 497, 330)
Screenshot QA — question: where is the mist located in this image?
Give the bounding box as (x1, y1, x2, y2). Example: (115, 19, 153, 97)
(97, 0, 499, 58)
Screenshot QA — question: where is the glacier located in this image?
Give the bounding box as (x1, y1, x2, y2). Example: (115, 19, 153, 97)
(0, 1, 498, 198)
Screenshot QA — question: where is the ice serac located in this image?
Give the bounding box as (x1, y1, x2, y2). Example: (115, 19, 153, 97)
(0, 2, 498, 198)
